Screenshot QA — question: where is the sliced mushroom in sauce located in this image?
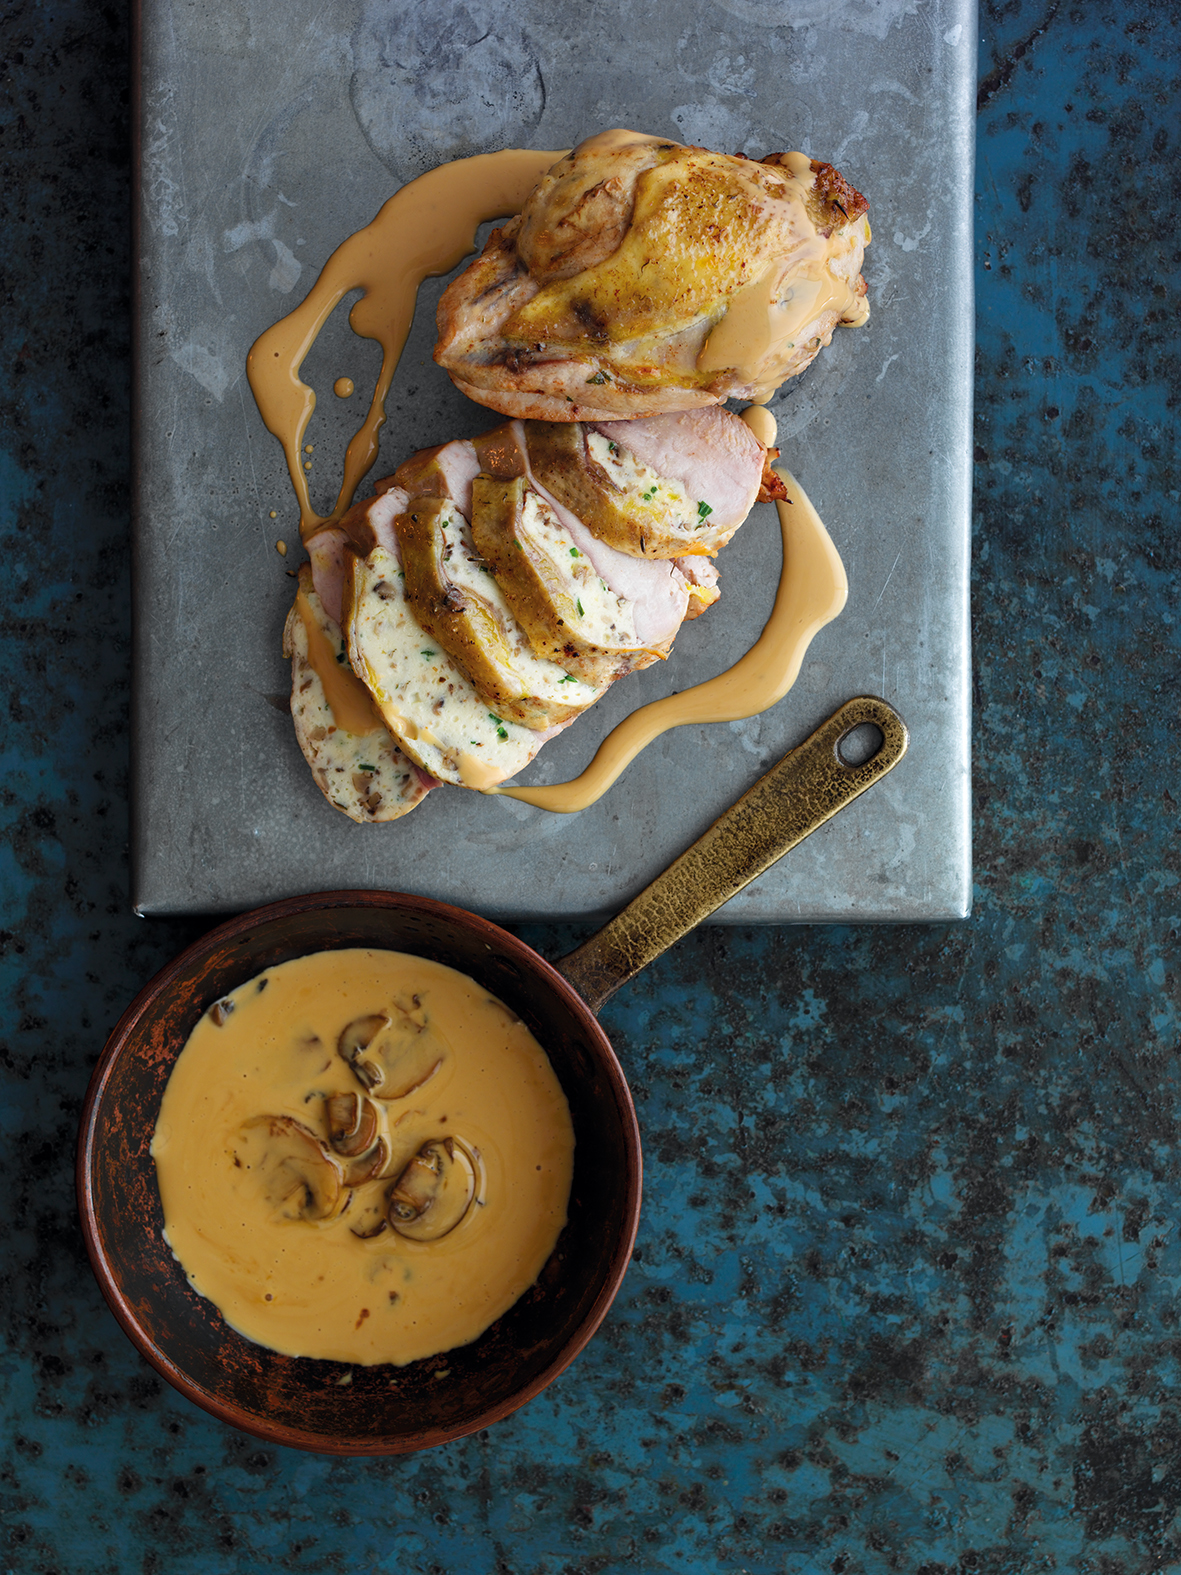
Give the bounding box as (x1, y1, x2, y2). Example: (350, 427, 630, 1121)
(336, 1014, 389, 1090)
(337, 1005, 446, 1099)
(323, 1092, 396, 1187)
(387, 1137, 479, 1242)
(325, 1092, 379, 1156)
(235, 1115, 347, 1222)
(345, 1186, 392, 1240)
(342, 1136, 393, 1189)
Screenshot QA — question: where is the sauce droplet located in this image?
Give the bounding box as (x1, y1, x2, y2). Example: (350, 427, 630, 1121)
(333, 377, 355, 398)
(740, 404, 777, 449)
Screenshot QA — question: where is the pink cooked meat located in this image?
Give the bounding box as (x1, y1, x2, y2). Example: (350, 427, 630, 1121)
(593, 408, 764, 535)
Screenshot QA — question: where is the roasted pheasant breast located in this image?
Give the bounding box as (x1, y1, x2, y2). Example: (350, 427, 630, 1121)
(435, 129, 871, 421)
(288, 406, 774, 820)
(281, 129, 870, 822)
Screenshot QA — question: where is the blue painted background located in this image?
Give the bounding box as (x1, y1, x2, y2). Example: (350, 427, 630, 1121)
(2, 1, 1179, 1570)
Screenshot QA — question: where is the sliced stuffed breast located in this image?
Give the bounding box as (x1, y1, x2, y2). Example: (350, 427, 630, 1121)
(283, 565, 434, 824)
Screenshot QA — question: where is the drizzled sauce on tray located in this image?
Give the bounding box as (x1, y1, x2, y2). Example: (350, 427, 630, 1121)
(151, 949, 574, 1365)
(248, 146, 848, 812)
(247, 149, 566, 543)
(294, 587, 383, 736)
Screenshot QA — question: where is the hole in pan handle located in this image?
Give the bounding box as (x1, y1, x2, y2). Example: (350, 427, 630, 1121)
(555, 696, 908, 1014)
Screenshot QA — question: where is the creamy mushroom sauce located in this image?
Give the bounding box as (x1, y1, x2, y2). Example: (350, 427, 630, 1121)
(151, 949, 574, 1365)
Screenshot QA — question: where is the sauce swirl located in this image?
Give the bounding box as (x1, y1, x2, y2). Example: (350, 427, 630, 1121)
(248, 149, 566, 541)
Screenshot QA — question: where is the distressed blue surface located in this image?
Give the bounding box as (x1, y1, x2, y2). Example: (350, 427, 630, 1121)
(2, 1, 1180, 1571)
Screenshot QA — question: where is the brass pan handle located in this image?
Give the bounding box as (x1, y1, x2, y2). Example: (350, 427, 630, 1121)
(555, 696, 908, 1013)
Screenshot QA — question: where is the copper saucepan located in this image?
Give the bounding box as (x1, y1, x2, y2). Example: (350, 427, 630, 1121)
(78, 696, 906, 1454)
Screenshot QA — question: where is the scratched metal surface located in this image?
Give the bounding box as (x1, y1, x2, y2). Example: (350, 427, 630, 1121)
(129, 0, 974, 921)
(5, 0, 1181, 1571)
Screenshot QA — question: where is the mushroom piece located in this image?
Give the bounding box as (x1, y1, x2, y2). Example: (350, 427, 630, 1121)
(387, 1137, 478, 1242)
(325, 1092, 380, 1157)
(323, 1093, 395, 1186)
(342, 1136, 392, 1189)
(235, 1115, 347, 1222)
(346, 1185, 392, 1240)
(337, 1006, 446, 1099)
(336, 1014, 389, 1090)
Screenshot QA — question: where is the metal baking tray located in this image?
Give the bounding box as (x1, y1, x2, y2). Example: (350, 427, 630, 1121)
(132, 0, 975, 921)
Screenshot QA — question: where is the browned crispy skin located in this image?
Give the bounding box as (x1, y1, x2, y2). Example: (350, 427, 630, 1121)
(760, 155, 869, 236)
(757, 449, 788, 503)
(471, 423, 529, 479)
(334, 492, 385, 557)
(435, 134, 871, 422)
